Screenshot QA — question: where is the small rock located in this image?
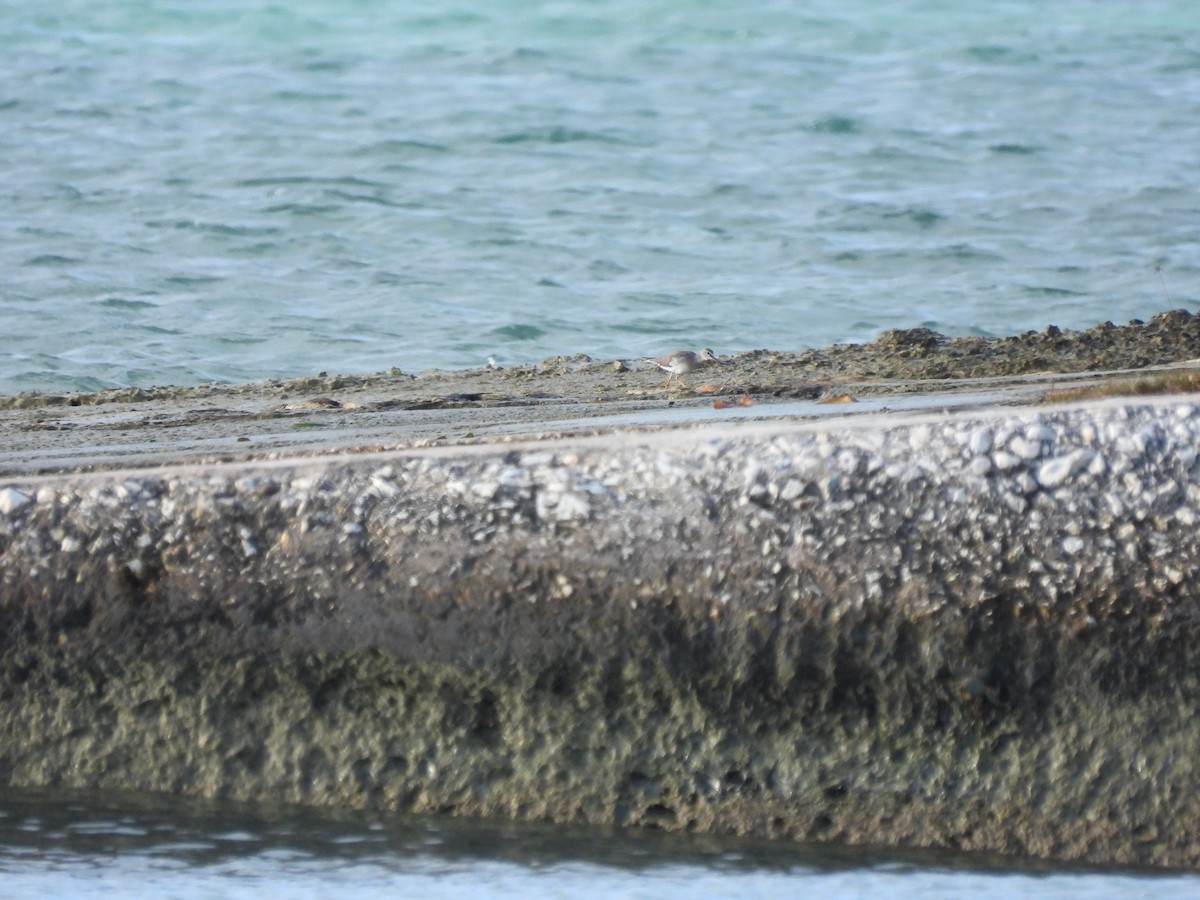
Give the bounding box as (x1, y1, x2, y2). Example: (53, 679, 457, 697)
(552, 573, 575, 599)
(780, 479, 805, 501)
(555, 492, 591, 521)
(1037, 449, 1095, 489)
(1000, 492, 1027, 514)
(369, 473, 400, 498)
(0, 487, 32, 515)
(1010, 436, 1044, 461)
(993, 451, 1022, 472)
(472, 481, 500, 500)
(1026, 425, 1056, 444)
(968, 457, 992, 477)
(909, 426, 932, 452)
(968, 427, 994, 455)
(1037, 457, 1074, 489)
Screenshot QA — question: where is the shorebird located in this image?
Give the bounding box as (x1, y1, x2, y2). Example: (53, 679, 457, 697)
(648, 348, 719, 387)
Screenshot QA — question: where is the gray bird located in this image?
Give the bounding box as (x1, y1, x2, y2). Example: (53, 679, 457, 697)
(648, 348, 719, 387)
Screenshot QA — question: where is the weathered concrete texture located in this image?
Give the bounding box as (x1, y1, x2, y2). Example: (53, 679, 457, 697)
(2, 398, 1200, 869)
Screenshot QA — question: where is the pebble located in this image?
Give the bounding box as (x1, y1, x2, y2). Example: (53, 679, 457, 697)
(968, 457, 992, 477)
(968, 427, 994, 455)
(553, 492, 591, 521)
(780, 479, 805, 501)
(1010, 436, 1044, 461)
(993, 451, 1022, 472)
(1037, 449, 1095, 489)
(0, 486, 32, 515)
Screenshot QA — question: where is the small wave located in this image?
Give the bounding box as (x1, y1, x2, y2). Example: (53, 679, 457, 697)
(22, 254, 80, 267)
(1022, 285, 1086, 297)
(372, 271, 440, 287)
(588, 259, 629, 278)
(807, 116, 862, 135)
(882, 208, 944, 229)
(162, 275, 223, 286)
(270, 89, 348, 103)
(98, 298, 157, 310)
(215, 335, 268, 346)
(235, 175, 388, 190)
(494, 127, 630, 146)
(261, 203, 342, 216)
(53, 105, 112, 119)
(491, 324, 547, 341)
(299, 58, 353, 74)
(927, 243, 1004, 261)
(322, 190, 408, 209)
(144, 220, 283, 237)
(352, 139, 450, 157)
(965, 45, 1039, 64)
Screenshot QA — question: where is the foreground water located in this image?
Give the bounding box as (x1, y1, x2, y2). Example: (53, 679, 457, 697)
(3, 0, 1199, 392)
(0, 788, 1195, 899)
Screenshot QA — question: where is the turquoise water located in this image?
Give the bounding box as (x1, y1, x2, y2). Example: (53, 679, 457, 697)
(1, 788, 1198, 899)
(3, 0, 1198, 392)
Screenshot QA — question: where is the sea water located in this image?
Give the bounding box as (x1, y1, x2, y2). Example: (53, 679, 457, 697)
(2, 0, 1199, 393)
(1, 787, 1197, 899)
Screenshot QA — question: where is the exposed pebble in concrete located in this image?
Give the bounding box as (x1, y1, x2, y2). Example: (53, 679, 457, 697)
(1037, 449, 1096, 488)
(1008, 435, 1044, 461)
(968, 427, 993, 455)
(0, 486, 32, 515)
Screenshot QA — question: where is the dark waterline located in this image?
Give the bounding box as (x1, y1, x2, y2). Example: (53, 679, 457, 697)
(0, 787, 1195, 899)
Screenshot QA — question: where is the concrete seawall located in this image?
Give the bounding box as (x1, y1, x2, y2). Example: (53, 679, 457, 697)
(2, 397, 1200, 869)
